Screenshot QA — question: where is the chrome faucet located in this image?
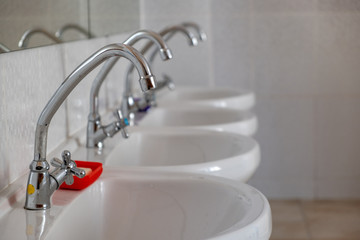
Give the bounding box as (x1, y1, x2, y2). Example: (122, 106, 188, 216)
(124, 23, 206, 109)
(55, 24, 94, 40)
(18, 28, 62, 49)
(25, 43, 157, 210)
(87, 30, 172, 137)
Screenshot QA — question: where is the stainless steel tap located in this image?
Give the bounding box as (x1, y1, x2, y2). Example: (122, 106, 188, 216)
(124, 23, 206, 109)
(87, 30, 172, 139)
(18, 28, 62, 49)
(25, 43, 156, 210)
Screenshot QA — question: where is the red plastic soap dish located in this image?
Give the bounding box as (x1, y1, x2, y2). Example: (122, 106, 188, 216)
(60, 161, 103, 190)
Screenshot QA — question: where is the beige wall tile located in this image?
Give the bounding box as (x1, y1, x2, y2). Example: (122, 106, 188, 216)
(269, 200, 310, 239)
(303, 200, 360, 239)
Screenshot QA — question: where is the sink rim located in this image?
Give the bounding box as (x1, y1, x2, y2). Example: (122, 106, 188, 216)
(51, 168, 272, 240)
(138, 106, 258, 136)
(0, 168, 272, 240)
(156, 86, 256, 110)
(88, 126, 261, 182)
(158, 86, 254, 101)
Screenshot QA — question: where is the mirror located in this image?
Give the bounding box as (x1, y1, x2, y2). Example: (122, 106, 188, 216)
(0, 0, 140, 52)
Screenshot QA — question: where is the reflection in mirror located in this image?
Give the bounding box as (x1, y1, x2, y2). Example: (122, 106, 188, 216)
(18, 28, 62, 49)
(25, 208, 56, 240)
(55, 24, 94, 41)
(0, 0, 89, 51)
(0, 43, 11, 53)
(0, 0, 140, 53)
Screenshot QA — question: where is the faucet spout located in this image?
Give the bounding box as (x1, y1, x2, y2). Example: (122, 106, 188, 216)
(124, 30, 173, 61)
(123, 25, 198, 110)
(25, 43, 155, 210)
(158, 25, 199, 47)
(125, 25, 198, 88)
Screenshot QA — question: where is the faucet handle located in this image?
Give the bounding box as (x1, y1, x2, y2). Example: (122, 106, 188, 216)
(50, 150, 86, 186)
(62, 150, 72, 165)
(114, 109, 129, 138)
(62, 151, 86, 185)
(50, 157, 64, 168)
(162, 74, 175, 90)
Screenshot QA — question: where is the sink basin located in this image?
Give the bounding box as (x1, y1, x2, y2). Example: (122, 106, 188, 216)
(100, 127, 260, 182)
(0, 169, 271, 240)
(139, 106, 258, 136)
(156, 86, 255, 111)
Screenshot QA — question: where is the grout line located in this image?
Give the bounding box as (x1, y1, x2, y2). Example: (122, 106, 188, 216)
(207, 0, 215, 87)
(299, 200, 313, 240)
(312, 0, 320, 200)
(139, 0, 145, 29)
(87, 0, 91, 38)
(249, 0, 255, 92)
(58, 44, 71, 138)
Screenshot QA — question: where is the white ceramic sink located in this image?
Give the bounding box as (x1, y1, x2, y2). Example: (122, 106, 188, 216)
(101, 127, 260, 182)
(0, 169, 271, 240)
(156, 86, 255, 111)
(138, 106, 258, 136)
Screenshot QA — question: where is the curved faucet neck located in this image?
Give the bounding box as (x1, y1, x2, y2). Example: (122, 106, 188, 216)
(88, 30, 171, 123)
(124, 30, 172, 60)
(33, 43, 154, 162)
(124, 25, 197, 98)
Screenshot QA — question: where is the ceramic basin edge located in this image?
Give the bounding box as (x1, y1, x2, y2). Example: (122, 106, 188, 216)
(47, 169, 272, 240)
(157, 87, 256, 111)
(101, 127, 261, 182)
(139, 107, 258, 136)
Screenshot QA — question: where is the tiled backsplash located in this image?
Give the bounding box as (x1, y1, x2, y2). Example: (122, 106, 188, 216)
(0, 45, 66, 190)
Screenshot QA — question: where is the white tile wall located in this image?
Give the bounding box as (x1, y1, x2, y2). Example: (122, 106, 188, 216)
(0, 45, 66, 189)
(252, 0, 314, 13)
(317, 0, 360, 12)
(140, 0, 213, 86)
(252, 14, 316, 95)
(248, 95, 315, 198)
(89, 0, 140, 36)
(211, 14, 253, 89)
(316, 13, 360, 95)
(314, 96, 360, 198)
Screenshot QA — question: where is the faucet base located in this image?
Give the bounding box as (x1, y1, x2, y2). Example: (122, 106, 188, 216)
(24, 170, 52, 210)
